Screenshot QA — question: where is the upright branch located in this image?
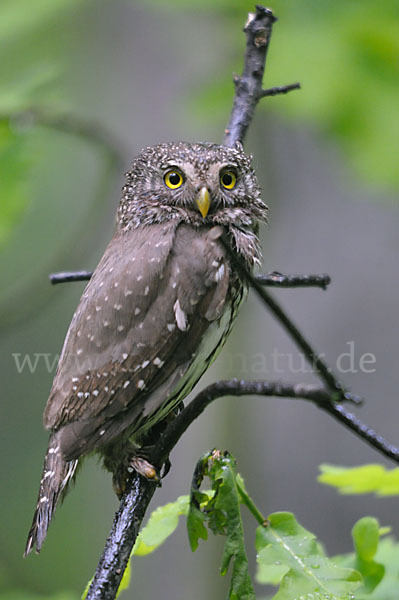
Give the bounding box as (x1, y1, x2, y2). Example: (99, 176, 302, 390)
(224, 6, 299, 147)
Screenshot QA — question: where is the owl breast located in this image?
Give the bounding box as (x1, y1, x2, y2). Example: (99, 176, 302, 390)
(45, 221, 244, 461)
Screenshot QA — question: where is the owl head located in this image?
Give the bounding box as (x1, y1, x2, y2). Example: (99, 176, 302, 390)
(118, 141, 268, 265)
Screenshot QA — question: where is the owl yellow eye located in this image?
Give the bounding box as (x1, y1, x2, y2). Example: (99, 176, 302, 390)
(164, 170, 184, 189)
(220, 169, 237, 190)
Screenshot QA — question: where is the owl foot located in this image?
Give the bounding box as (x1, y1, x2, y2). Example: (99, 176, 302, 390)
(112, 453, 160, 498)
(129, 456, 160, 482)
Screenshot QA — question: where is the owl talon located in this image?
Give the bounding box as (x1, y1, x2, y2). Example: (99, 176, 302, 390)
(161, 457, 172, 479)
(130, 456, 160, 483)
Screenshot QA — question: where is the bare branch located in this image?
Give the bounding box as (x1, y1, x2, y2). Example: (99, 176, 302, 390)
(50, 271, 93, 284)
(260, 82, 301, 97)
(224, 7, 300, 147)
(49, 269, 331, 289)
(257, 271, 331, 290)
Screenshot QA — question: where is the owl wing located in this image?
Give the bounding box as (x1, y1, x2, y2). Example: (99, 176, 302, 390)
(44, 221, 231, 460)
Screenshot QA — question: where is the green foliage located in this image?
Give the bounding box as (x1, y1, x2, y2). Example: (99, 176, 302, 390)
(132, 495, 190, 555)
(256, 512, 362, 599)
(331, 518, 399, 599)
(124, 451, 399, 599)
(187, 451, 255, 599)
(318, 464, 399, 496)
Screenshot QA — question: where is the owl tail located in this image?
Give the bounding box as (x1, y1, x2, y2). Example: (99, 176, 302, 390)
(24, 432, 78, 556)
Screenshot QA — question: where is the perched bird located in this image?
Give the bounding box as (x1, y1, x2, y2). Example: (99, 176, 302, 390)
(24, 141, 267, 556)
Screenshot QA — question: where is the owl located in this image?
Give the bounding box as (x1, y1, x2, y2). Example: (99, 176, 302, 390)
(24, 141, 268, 555)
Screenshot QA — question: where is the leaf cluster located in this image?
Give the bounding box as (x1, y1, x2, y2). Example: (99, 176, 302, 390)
(109, 453, 399, 599)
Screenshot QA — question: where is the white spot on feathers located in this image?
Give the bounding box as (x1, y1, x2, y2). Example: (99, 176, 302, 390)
(142, 360, 149, 368)
(114, 304, 122, 311)
(134, 307, 141, 315)
(144, 286, 150, 295)
(125, 289, 133, 296)
(215, 264, 225, 282)
(117, 325, 125, 332)
(167, 323, 175, 332)
(153, 357, 164, 368)
(122, 353, 128, 361)
(92, 390, 99, 396)
(137, 380, 145, 389)
(174, 299, 187, 331)
(123, 380, 130, 388)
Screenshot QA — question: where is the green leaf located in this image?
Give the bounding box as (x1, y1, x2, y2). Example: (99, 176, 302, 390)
(187, 500, 208, 552)
(365, 536, 399, 599)
(352, 517, 385, 593)
(353, 517, 380, 562)
(318, 464, 399, 496)
(132, 494, 190, 556)
(187, 451, 255, 600)
(332, 517, 385, 595)
(256, 512, 362, 599)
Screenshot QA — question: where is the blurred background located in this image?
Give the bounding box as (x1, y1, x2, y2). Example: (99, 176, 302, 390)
(0, 0, 398, 598)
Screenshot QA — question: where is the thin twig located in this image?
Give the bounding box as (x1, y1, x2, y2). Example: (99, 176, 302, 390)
(50, 271, 94, 284)
(49, 269, 331, 289)
(257, 272, 331, 290)
(260, 82, 301, 97)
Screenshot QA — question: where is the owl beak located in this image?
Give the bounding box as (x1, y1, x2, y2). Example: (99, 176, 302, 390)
(196, 187, 211, 218)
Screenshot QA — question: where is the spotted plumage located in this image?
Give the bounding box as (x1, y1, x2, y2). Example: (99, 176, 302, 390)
(25, 141, 267, 555)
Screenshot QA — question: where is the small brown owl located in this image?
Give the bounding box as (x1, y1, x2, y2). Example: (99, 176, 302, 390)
(25, 141, 267, 555)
